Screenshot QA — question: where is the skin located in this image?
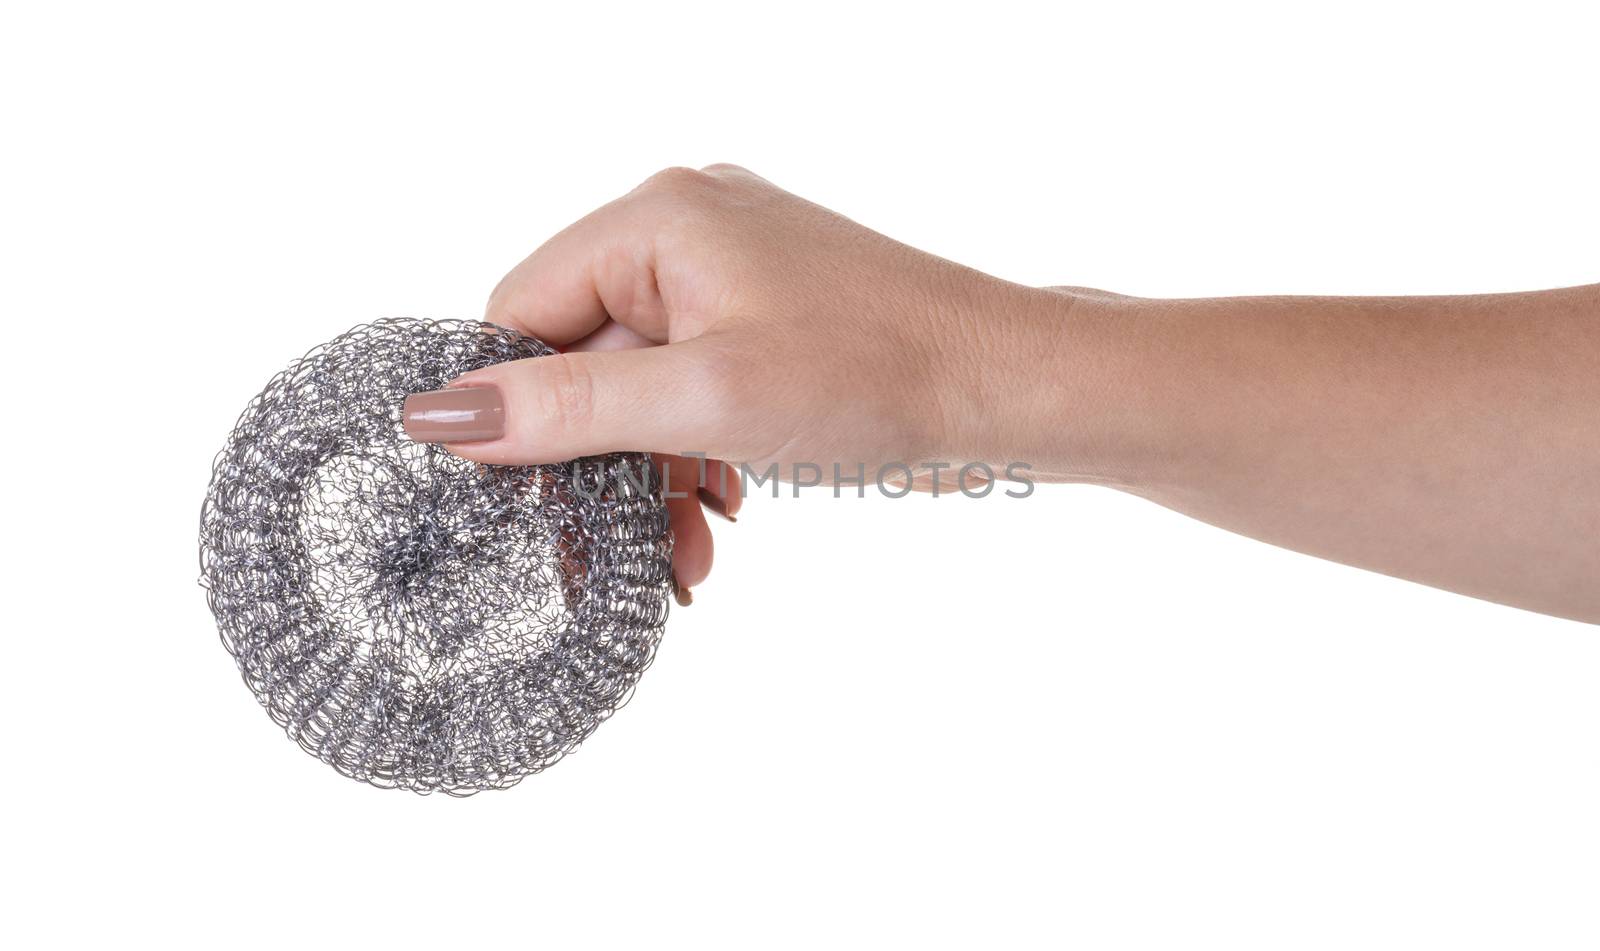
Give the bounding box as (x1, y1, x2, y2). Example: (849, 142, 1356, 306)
(444, 164, 1599, 623)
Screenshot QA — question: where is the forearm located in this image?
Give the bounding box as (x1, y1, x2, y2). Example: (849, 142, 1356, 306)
(976, 283, 1600, 623)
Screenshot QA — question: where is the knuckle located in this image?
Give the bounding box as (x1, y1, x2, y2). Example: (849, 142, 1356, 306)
(641, 165, 709, 196)
(699, 162, 750, 178)
(536, 356, 596, 436)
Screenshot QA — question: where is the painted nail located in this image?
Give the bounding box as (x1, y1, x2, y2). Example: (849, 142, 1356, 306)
(674, 576, 694, 607)
(403, 387, 505, 443)
(697, 487, 737, 522)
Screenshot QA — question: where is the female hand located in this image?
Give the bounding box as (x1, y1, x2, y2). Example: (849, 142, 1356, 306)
(404, 164, 1600, 623)
(404, 164, 1055, 599)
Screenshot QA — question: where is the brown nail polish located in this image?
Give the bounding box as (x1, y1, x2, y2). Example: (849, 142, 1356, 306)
(674, 576, 694, 607)
(697, 488, 737, 522)
(403, 387, 505, 443)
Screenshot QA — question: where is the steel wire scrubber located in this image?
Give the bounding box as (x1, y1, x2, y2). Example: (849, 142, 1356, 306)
(199, 318, 673, 795)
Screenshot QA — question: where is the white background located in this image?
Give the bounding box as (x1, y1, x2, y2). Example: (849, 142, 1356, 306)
(3, 2, 1598, 947)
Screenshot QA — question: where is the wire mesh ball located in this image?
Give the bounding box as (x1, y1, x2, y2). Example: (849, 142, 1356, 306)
(199, 318, 673, 795)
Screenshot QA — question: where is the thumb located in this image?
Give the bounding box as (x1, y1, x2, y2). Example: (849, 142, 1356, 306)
(403, 342, 724, 465)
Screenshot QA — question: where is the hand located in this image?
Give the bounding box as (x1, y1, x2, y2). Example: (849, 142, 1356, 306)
(400, 165, 1600, 623)
(404, 164, 1052, 597)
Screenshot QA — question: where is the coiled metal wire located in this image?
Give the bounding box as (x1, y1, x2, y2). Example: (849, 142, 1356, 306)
(199, 318, 672, 794)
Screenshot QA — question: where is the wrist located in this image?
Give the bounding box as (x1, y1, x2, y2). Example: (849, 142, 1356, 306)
(946, 283, 1163, 491)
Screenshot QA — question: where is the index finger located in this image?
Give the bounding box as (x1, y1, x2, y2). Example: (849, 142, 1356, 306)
(484, 182, 673, 347)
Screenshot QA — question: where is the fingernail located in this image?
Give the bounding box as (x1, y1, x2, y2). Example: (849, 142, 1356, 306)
(697, 488, 737, 522)
(403, 387, 505, 443)
(674, 575, 694, 607)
